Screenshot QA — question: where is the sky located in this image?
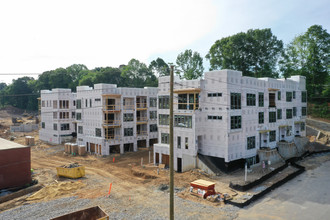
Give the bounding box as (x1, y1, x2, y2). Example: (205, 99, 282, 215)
(0, 0, 329, 84)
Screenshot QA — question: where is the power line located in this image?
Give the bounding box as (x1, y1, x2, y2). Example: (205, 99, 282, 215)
(0, 73, 41, 75)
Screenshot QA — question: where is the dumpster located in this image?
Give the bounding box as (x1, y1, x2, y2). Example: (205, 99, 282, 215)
(51, 206, 109, 220)
(56, 163, 85, 179)
(190, 179, 216, 199)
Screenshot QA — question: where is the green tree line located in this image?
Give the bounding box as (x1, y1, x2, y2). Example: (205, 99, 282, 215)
(0, 24, 329, 114)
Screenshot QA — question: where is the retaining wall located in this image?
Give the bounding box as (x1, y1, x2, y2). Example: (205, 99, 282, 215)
(294, 137, 309, 155)
(226, 163, 305, 208)
(10, 124, 38, 132)
(196, 157, 217, 176)
(306, 125, 319, 136)
(226, 149, 330, 208)
(277, 142, 298, 160)
(257, 148, 284, 164)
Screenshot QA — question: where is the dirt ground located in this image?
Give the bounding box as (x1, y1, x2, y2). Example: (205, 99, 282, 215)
(1, 107, 330, 218)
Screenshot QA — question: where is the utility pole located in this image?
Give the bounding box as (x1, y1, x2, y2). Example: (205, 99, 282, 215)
(169, 65, 174, 220)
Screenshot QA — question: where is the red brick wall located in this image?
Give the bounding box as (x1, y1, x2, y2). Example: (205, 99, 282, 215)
(0, 147, 31, 189)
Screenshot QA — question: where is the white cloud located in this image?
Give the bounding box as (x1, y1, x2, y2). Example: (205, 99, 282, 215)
(0, 0, 217, 83)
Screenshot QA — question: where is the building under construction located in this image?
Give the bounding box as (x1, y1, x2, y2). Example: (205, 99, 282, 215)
(153, 69, 307, 172)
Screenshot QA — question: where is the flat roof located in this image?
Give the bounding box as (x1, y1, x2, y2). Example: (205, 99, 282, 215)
(0, 138, 29, 150)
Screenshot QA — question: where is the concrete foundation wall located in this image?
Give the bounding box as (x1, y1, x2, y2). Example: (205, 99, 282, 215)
(11, 124, 38, 132)
(182, 154, 196, 172)
(306, 125, 319, 136)
(294, 137, 309, 154)
(196, 157, 216, 175)
(277, 142, 298, 159)
(258, 149, 284, 164)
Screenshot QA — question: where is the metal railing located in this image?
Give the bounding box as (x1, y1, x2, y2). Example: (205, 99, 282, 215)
(103, 120, 121, 127)
(175, 102, 199, 110)
(136, 117, 148, 122)
(103, 104, 121, 111)
(105, 134, 121, 141)
(136, 102, 147, 109)
(123, 104, 135, 110)
(137, 130, 148, 136)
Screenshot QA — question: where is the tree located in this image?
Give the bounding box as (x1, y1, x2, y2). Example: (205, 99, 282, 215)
(4, 77, 37, 110)
(0, 83, 7, 91)
(149, 58, 170, 77)
(66, 64, 89, 90)
(121, 59, 158, 87)
(36, 68, 73, 91)
(78, 71, 96, 87)
(280, 25, 330, 98)
(176, 49, 204, 79)
(206, 29, 283, 78)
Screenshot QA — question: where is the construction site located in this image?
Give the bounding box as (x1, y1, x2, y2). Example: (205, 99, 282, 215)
(0, 106, 330, 219)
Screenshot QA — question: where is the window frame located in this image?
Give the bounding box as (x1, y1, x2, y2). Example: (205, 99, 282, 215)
(258, 92, 264, 107)
(286, 92, 292, 102)
(124, 128, 134, 136)
(230, 93, 241, 109)
(277, 109, 282, 120)
(231, 116, 242, 129)
(247, 136, 256, 150)
(269, 111, 276, 123)
(302, 91, 307, 102)
(159, 114, 170, 125)
(302, 107, 307, 116)
(258, 112, 264, 124)
(149, 124, 158, 132)
(158, 96, 170, 109)
(161, 133, 169, 144)
(247, 93, 256, 106)
(286, 109, 293, 119)
(269, 130, 276, 142)
(174, 115, 192, 128)
(95, 128, 102, 137)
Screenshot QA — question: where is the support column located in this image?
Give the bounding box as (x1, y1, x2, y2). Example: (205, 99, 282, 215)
(120, 143, 124, 154)
(133, 141, 138, 152)
(146, 138, 150, 149)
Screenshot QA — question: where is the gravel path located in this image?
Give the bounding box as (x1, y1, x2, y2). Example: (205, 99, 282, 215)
(0, 197, 90, 220)
(0, 190, 239, 220)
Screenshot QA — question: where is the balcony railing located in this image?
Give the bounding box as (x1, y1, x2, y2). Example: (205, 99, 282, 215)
(136, 103, 147, 109)
(136, 117, 148, 123)
(105, 134, 121, 141)
(137, 130, 148, 136)
(123, 104, 135, 110)
(175, 102, 199, 110)
(103, 120, 121, 127)
(103, 104, 121, 111)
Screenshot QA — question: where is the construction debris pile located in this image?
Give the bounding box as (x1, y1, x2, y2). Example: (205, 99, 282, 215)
(61, 163, 81, 168)
(27, 181, 85, 201)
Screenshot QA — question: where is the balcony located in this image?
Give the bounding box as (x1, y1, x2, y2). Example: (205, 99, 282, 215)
(268, 89, 278, 108)
(174, 89, 200, 111)
(137, 130, 148, 136)
(123, 104, 135, 111)
(103, 119, 121, 127)
(136, 116, 148, 124)
(176, 102, 199, 110)
(136, 102, 147, 110)
(105, 134, 121, 141)
(103, 104, 121, 112)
